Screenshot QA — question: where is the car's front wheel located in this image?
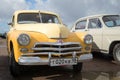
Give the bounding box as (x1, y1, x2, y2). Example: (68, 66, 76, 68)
(9, 48, 21, 77)
(73, 63, 83, 72)
(113, 43, 120, 64)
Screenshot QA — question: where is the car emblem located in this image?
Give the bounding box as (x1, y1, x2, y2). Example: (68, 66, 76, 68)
(57, 39, 63, 43)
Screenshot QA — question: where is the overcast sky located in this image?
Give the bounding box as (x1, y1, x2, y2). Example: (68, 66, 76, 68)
(0, 0, 120, 33)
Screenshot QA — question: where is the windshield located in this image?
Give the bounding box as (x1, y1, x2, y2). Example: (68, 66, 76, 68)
(17, 13, 60, 24)
(103, 15, 120, 27)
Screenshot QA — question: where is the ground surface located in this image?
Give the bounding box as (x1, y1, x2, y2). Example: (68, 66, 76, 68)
(0, 38, 120, 80)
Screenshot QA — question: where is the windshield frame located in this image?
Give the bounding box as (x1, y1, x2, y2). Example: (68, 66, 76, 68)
(17, 12, 61, 24)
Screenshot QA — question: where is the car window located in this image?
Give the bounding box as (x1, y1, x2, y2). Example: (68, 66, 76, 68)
(41, 13, 59, 24)
(104, 21, 114, 27)
(88, 18, 102, 29)
(75, 20, 87, 30)
(17, 13, 60, 24)
(103, 15, 120, 27)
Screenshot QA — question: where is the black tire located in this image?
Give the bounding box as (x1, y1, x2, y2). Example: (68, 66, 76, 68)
(73, 63, 83, 72)
(9, 48, 21, 77)
(92, 52, 98, 57)
(113, 43, 120, 63)
(92, 52, 103, 58)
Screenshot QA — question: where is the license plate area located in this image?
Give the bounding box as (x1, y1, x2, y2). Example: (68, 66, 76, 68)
(50, 58, 78, 66)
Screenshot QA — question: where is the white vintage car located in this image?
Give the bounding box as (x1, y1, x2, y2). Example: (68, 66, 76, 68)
(71, 14, 120, 63)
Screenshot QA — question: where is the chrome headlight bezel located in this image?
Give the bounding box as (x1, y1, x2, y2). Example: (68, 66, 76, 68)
(84, 34, 93, 45)
(17, 33, 30, 46)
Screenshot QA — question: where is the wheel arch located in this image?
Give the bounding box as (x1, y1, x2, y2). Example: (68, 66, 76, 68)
(7, 40, 13, 55)
(10, 41, 13, 51)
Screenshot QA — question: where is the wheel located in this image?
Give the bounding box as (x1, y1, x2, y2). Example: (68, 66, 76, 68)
(73, 63, 83, 72)
(113, 43, 120, 63)
(9, 48, 21, 77)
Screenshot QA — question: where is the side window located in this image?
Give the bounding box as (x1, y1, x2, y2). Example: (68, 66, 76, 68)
(88, 18, 102, 29)
(105, 21, 114, 27)
(75, 20, 87, 30)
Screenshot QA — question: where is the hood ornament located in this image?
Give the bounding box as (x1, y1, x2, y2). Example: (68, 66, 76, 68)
(57, 33, 63, 43)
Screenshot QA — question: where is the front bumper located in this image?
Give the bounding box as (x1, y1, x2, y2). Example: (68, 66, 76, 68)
(18, 53, 93, 65)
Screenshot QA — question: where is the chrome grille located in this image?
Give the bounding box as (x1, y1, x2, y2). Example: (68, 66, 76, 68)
(32, 42, 81, 53)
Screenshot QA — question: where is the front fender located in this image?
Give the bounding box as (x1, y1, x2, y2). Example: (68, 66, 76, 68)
(7, 31, 22, 62)
(7, 30, 49, 62)
(66, 32, 92, 53)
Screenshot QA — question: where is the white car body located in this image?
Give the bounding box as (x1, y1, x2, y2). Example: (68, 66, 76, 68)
(71, 14, 120, 63)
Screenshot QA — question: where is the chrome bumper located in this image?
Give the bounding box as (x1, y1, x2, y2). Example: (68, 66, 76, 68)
(78, 53, 93, 62)
(18, 57, 49, 65)
(18, 53, 93, 65)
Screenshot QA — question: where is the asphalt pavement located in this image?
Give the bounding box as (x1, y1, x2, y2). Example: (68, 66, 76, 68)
(0, 39, 120, 80)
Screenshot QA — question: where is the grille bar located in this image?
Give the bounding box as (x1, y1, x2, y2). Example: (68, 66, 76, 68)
(34, 42, 80, 47)
(32, 47, 81, 51)
(32, 42, 81, 53)
(22, 51, 82, 56)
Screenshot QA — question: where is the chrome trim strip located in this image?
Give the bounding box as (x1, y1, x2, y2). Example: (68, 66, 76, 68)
(48, 52, 51, 60)
(73, 51, 76, 58)
(21, 51, 82, 56)
(32, 47, 81, 51)
(34, 42, 80, 47)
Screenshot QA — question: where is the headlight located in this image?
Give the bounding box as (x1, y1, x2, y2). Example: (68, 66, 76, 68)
(17, 33, 30, 46)
(84, 34, 93, 44)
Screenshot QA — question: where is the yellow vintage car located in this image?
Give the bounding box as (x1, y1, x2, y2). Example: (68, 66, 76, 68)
(7, 10, 93, 76)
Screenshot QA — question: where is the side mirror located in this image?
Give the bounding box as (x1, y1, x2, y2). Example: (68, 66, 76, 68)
(8, 22, 12, 25)
(63, 24, 67, 27)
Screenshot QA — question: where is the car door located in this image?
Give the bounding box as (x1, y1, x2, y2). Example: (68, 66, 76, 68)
(86, 18, 103, 52)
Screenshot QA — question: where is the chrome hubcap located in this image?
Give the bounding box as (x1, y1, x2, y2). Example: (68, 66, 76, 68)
(116, 49, 120, 61)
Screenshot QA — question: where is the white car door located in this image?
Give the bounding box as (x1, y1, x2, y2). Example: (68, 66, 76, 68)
(85, 18, 103, 52)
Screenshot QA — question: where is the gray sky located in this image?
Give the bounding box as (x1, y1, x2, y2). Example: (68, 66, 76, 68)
(0, 0, 120, 32)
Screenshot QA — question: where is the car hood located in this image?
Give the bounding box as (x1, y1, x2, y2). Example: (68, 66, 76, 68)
(15, 23, 70, 38)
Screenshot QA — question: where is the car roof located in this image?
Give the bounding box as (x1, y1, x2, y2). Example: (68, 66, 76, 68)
(13, 10, 58, 16)
(77, 14, 120, 20)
